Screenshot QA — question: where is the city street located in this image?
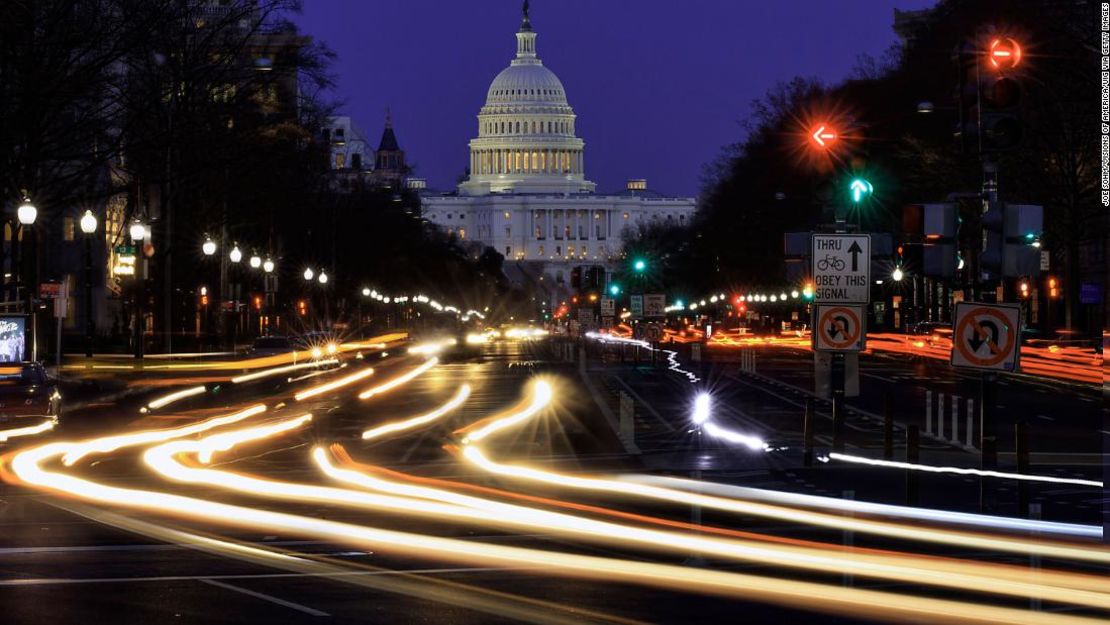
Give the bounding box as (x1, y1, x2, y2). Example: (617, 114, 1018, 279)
(0, 333, 1105, 624)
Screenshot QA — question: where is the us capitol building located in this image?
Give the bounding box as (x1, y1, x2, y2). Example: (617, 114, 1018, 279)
(421, 4, 695, 300)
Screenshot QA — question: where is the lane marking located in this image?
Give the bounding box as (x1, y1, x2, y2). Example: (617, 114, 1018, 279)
(200, 577, 330, 616)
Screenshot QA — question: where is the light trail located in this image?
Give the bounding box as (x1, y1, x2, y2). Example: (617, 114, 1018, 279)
(626, 475, 1102, 540)
(363, 385, 471, 440)
(690, 392, 769, 451)
(293, 367, 375, 401)
(824, 452, 1104, 488)
(196, 414, 313, 463)
(133, 408, 1110, 609)
(586, 332, 700, 383)
(231, 360, 339, 384)
(455, 388, 1110, 566)
(0, 419, 56, 443)
(357, 358, 438, 400)
(144, 385, 207, 411)
(408, 339, 455, 355)
(458, 380, 551, 444)
(18, 444, 1108, 625)
(60, 404, 267, 466)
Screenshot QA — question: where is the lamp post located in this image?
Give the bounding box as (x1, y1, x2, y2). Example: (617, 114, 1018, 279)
(130, 219, 146, 359)
(18, 199, 37, 361)
(317, 270, 330, 328)
(80, 210, 97, 357)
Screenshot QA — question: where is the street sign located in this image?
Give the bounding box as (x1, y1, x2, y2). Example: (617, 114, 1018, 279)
(643, 294, 665, 318)
(629, 295, 643, 320)
(813, 304, 866, 352)
(812, 234, 871, 303)
(600, 298, 615, 317)
(951, 302, 1021, 372)
(644, 323, 663, 342)
(38, 283, 63, 299)
(113, 245, 136, 256)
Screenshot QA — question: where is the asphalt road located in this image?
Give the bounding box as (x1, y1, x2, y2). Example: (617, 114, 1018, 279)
(0, 336, 1104, 624)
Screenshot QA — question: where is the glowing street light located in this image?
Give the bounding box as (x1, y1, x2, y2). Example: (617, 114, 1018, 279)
(249, 254, 261, 269)
(202, 237, 217, 256)
(229, 245, 242, 264)
(262, 258, 274, 273)
(303, 267, 314, 281)
(318, 271, 328, 285)
(80, 210, 98, 235)
(17, 199, 37, 225)
(362, 287, 371, 297)
(129, 219, 146, 241)
(892, 267, 905, 282)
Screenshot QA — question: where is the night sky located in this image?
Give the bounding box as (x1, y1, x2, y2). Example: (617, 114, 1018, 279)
(295, 0, 937, 197)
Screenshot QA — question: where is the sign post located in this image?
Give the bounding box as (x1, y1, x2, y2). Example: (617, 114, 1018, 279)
(950, 301, 1021, 512)
(812, 234, 871, 453)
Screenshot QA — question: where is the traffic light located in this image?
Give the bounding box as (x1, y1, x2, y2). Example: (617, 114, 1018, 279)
(199, 286, 209, 308)
(608, 283, 621, 296)
(252, 295, 263, 311)
(632, 258, 647, 273)
(903, 203, 957, 278)
(297, 299, 308, 316)
(1047, 276, 1059, 299)
(1018, 280, 1030, 298)
(849, 178, 873, 204)
(980, 66, 1022, 152)
(809, 123, 838, 150)
(981, 202, 1043, 280)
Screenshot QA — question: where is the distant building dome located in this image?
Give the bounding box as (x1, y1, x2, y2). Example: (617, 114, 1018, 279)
(459, 4, 595, 196)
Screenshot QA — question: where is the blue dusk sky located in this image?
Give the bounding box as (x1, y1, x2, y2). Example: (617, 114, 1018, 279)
(296, 0, 937, 197)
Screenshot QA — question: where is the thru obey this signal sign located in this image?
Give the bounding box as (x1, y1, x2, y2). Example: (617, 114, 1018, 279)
(951, 302, 1021, 371)
(814, 304, 866, 352)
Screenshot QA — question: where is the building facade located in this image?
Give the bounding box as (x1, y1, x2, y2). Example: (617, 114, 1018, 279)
(421, 6, 695, 298)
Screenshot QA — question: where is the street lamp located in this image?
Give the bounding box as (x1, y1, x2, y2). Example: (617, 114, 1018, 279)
(249, 254, 261, 269)
(202, 237, 217, 256)
(263, 258, 274, 273)
(362, 287, 371, 297)
(80, 210, 98, 357)
(229, 245, 242, 264)
(303, 267, 314, 281)
(318, 271, 328, 285)
(129, 219, 146, 242)
(892, 267, 905, 282)
(17, 199, 37, 226)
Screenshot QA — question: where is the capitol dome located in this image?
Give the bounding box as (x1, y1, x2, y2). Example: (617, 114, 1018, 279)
(485, 64, 568, 106)
(459, 5, 595, 196)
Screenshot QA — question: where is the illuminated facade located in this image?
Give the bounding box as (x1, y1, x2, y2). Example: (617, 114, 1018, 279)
(422, 5, 695, 294)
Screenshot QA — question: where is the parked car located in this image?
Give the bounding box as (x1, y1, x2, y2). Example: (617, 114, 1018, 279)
(0, 363, 61, 423)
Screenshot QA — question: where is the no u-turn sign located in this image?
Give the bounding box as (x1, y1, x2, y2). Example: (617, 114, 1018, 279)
(950, 302, 1021, 372)
(813, 304, 866, 352)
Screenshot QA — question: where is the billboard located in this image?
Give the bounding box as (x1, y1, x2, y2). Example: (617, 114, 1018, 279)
(0, 316, 26, 363)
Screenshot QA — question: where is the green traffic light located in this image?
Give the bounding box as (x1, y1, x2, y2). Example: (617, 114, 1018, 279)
(849, 178, 873, 203)
(633, 259, 647, 273)
(608, 284, 621, 296)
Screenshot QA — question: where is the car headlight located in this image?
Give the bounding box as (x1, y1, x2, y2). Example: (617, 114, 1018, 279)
(326, 342, 338, 355)
(311, 347, 324, 359)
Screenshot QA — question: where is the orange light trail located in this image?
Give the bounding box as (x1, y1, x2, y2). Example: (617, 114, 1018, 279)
(357, 358, 438, 400)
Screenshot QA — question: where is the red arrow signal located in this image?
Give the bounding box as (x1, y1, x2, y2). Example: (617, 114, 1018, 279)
(810, 124, 838, 149)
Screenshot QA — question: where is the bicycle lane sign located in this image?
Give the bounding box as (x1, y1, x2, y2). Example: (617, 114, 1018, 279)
(812, 234, 871, 303)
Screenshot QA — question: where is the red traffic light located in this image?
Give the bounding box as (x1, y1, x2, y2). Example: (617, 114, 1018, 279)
(988, 37, 1022, 70)
(809, 124, 838, 149)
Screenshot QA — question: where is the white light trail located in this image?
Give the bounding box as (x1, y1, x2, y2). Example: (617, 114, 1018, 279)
(357, 358, 438, 400)
(293, 367, 375, 401)
(363, 385, 470, 440)
(231, 360, 339, 384)
(624, 475, 1102, 539)
(60, 404, 267, 466)
(145, 385, 206, 410)
(825, 452, 1104, 488)
(0, 419, 56, 443)
(459, 380, 552, 444)
(196, 414, 313, 463)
